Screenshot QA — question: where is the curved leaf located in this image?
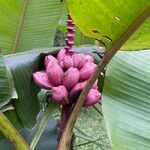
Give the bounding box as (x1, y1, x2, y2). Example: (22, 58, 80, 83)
(0, 54, 14, 108)
(102, 50, 150, 150)
(67, 0, 150, 50)
(0, 0, 63, 54)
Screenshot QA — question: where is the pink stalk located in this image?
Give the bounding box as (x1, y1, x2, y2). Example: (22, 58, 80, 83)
(57, 14, 75, 142)
(59, 105, 73, 133)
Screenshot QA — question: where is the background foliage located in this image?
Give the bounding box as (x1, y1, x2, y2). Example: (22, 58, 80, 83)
(103, 50, 150, 150)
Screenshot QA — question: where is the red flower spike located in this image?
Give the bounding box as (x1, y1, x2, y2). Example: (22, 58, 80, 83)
(65, 14, 75, 53)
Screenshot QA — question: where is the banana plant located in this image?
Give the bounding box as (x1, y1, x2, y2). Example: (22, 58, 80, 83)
(0, 0, 150, 150)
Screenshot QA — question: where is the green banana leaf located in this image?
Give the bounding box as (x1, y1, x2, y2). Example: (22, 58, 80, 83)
(102, 50, 150, 150)
(0, 0, 63, 54)
(0, 54, 14, 109)
(66, 0, 150, 50)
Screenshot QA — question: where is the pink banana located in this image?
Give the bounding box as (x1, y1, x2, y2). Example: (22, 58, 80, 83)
(33, 71, 54, 89)
(85, 55, 94, 63)
(79, 63, 97, 80)
(44, 55, 58, 67)
(60, 56, 73, 69)
(92, 79, 98, 89)
(70, 80, 98, 98)
(69, 81, 86, 98)
(72, 53, 85, 69)
(46, 62, 63, 86)
(83, 89, 101, 106)
(51, 85, 69, 105)
(62, 67, 79, 90)
(57, 48, 66, 61)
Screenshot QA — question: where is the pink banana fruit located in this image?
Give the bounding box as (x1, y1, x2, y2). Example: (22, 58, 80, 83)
(33, 71, 54, 89)
(60, 56, 73, 69)
(57, 48, 66, 61)
(62, 67, 79, 90)
(72, 53, 85, 69)
(69, 80, 98, 99)
(85, 55, 94, 63)
(92, 79, 98, 89)
(51, 85, 69, 105)
(83, 89, 101, 106)
(44, 55, 58, 67)
(69, 81, 86, 98)
(46, 62, 63, 86)
(79, 63, 97, 80)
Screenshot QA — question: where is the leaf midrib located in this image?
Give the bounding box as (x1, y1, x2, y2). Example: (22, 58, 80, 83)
(11, 0, 29, 54)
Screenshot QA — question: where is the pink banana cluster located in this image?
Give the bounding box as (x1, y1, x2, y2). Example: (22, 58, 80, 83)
(33, 14, 101, 107)
(33, 49, 101, 107)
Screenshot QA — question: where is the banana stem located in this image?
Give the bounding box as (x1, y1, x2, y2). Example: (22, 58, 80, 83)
(0, 111, 29, 150)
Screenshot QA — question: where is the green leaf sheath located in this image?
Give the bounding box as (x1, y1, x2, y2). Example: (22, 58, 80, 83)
(0, 0, 63, 54)
(0, 54, 14, 109)
(0, 111, 29, 150)
(67, 0, 150, 50)
(102, 50, 150, 150)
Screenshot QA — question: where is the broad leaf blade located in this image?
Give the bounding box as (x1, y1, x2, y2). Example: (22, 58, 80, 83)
(67, 0, 150, 50)
(102, 50, 150, 150)
(0, 0, 63, 54)
(123, 19, 150, 50)
(0, 54, 14, 108)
